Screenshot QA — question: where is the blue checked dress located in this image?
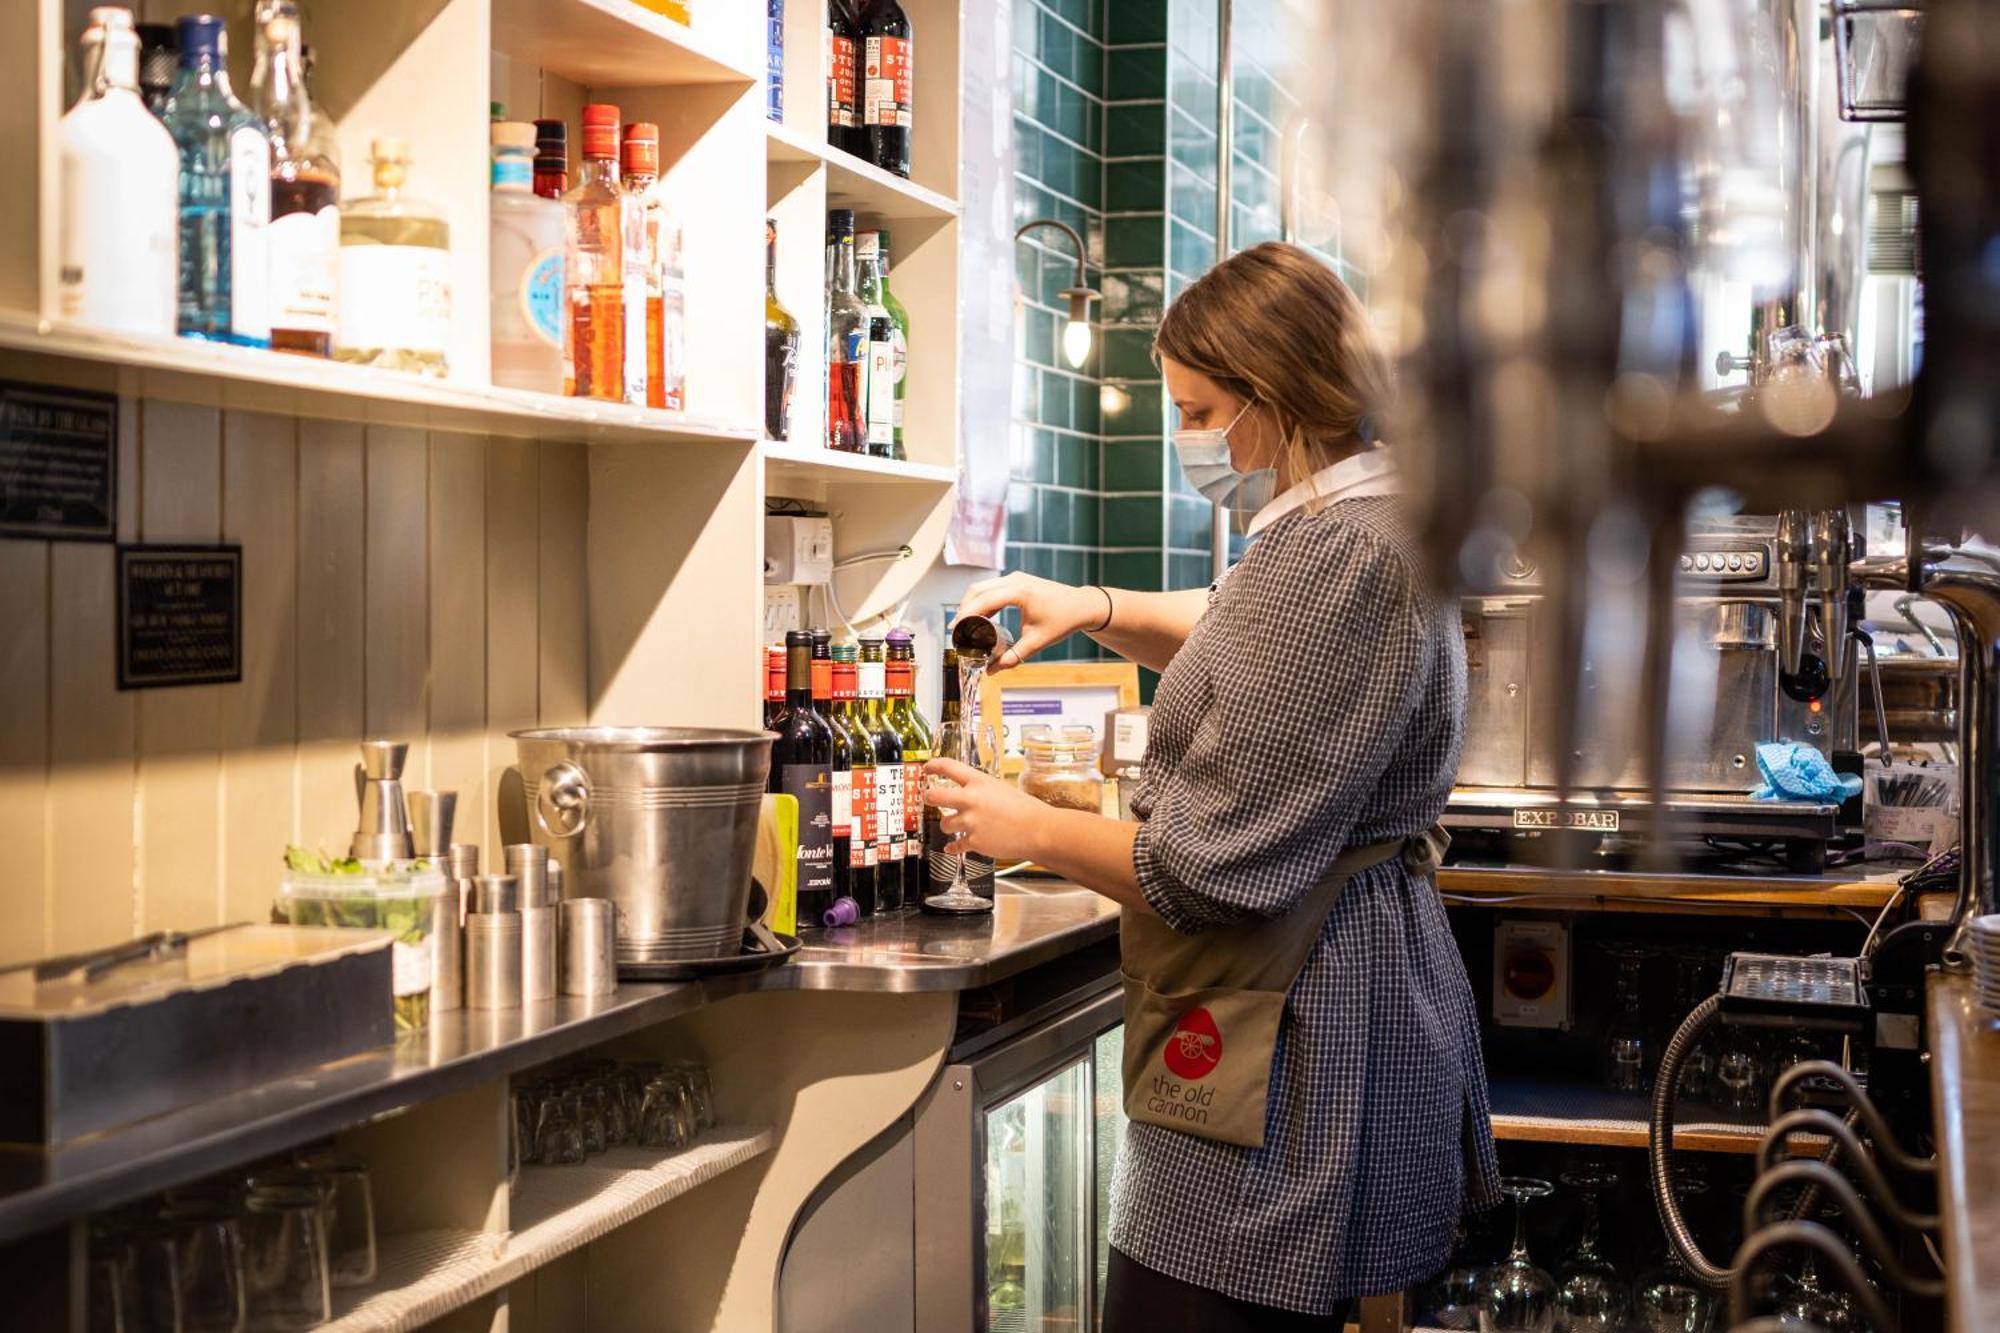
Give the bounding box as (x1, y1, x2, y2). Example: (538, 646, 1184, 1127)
(1111, 493, 1500, 1315)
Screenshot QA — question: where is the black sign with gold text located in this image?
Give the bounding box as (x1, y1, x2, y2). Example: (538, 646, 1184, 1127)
(0, 380, 117, 540)
(117, 545, 242, 689)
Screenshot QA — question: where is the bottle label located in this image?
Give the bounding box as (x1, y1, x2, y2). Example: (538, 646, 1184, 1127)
(57, 116, 177, 336)
(832, 767, 852, 834)
(876, 762, 905, 861)
(781, 762, 836, 897)
(522, 248, 565, 347)
(768, 0, 785, 121)
(829, 34, 858, 129)
(866, 331, 895, 447)
(229, 126, 272, 344)
(864, 35, 912, 129)
(856, 660, 886, 699)
(267, 205, 339, 335)
(853, 767, 876, 866)
(903, 755, 926, 836)
(338, 245, 452, 354)
(891, 324, 907, 428)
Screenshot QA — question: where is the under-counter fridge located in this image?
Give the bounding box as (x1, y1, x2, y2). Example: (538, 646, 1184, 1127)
(778, 980, 1125, 1332)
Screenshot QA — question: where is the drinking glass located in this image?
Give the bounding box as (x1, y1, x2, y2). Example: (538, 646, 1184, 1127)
(672, 1060, 715, 1131)
(572, 1079, 609, 1156)
(1714, 1034, 1766, 1118)
(1773, 1254, 1859, 1333)
(1417, 1220, 1487, 1330)
(241, 1187, 331, 1329)
(123, 1217, 185, 1333)
(1636, 1171, 1719, 1333)
(294, 1153, 377, 1288)
(164, 1199, 247, 1333)
(1602, 945, 1653, 1093)
(88, 1222, 130, 1333)
(1554, 1159, 1626, 1332)
(539, 1086, 588, 1164)
(923, 718, 1001, 915)
(639, 1071, 695, 1149)
(1479, 1176, 1557, 1333)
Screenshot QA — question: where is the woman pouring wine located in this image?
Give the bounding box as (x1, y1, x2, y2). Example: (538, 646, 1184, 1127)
(923, 242, 1497, 1331)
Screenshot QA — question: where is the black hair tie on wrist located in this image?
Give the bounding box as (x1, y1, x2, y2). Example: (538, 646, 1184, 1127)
(1087, 585, 1114, 634)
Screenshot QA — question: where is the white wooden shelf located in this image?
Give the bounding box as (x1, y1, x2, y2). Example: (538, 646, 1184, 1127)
(765, 122, 961, 221)
(762, 439, 958, 489)
(322, 1125, 773, 1333)
(0, 314, 761, 447)
(490, 0, 759, 88)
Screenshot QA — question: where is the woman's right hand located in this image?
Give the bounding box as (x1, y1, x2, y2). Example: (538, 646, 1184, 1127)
(955, 572, 1105, 673)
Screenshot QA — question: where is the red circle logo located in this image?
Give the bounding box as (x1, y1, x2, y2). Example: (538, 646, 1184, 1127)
(1163, 1007, 1223, 1079)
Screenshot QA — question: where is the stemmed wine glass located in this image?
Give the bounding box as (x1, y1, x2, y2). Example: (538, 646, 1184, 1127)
(1418, 1218, 1489, 1331)
(1636, 1168, 1720, 1333)
(1602, 944, 1654, 1093)
(1480, 1176, 1557, 1333)
(923, 717, 1001, 914)
(1554, 1158, 1627, 1332)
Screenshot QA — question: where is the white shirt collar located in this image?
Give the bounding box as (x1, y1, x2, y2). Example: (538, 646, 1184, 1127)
(1247, 448, 1400, 535)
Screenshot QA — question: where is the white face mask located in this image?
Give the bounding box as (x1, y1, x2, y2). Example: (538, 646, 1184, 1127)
(1171, 400, 1278, 517)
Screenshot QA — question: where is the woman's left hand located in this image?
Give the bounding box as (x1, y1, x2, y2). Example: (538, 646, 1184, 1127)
(921, 758, 1048, 862)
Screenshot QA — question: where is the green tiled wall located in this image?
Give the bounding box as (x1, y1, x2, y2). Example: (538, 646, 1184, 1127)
(1007, 0, 1343, 658)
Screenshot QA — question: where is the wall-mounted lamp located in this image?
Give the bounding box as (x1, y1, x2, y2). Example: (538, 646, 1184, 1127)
(1014, 219, 1099, 369)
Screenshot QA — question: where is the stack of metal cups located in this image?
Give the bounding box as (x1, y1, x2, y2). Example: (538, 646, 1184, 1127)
(431, 843, 481, 1012)
(467, 872, 523, 1010)
(507, 844, 558, 1002)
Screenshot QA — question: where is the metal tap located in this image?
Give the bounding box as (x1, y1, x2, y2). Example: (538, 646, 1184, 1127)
(1776, 510, 1812, 678)
(1814, 508, 1853, 679)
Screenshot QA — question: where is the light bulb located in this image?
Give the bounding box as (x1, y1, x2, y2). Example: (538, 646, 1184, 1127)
(1062, 318, 1092, 369)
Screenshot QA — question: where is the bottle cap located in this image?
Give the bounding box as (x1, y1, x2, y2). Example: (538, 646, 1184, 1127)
(620, 122, 661, 177)
(492, 120, 536, 150)
(88, 7, 134, 33)
(855, 229, 879, 260)
(823, 896, 861, 928)
(580, 102, 620, 159)
(827, 209, 856, 239)
(885, 627, 913, 647)
(175, 13, 225, 62)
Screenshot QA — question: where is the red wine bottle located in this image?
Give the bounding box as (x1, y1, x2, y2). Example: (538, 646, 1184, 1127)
(860, 0, 911, 178)
(826, 0, 865, 158)
(770, 630, 836, 926)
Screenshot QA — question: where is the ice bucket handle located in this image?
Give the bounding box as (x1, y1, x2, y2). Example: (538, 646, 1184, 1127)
(536, 762, 592, 838)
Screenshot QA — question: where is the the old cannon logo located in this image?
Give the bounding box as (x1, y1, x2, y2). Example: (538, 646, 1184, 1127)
(1163, 1006, 1222, 1079)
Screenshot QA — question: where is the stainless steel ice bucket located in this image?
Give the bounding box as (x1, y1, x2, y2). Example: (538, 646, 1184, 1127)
(511, 727, 773, 964)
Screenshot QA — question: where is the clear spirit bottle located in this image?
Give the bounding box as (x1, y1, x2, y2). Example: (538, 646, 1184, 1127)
(335, 139, 451, 376)
(562, 103, 626, 401)
(252, 0, 340, 357)
(489, 121, 564, 392)
(163, 14, 271, 347)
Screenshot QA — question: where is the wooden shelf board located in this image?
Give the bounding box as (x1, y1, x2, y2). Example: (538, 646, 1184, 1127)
(323, 1125, 773, 1333)
(1487, 1077, 1825, 1156)
(0, 314, 760, 447)
(490, 0, 759, 88)
(762, 440, 957, 488)
(1439, 863, 1901, 912)
(765, 123, 960, 220)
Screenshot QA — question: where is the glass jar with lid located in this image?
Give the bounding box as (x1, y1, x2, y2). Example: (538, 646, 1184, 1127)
(1019, 725, 1104, 813)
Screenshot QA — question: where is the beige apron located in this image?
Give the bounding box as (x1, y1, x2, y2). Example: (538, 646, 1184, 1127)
(1119, 827, 1449, 1148)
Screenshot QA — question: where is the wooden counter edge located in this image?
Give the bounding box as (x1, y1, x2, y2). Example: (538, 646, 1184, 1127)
(1927, 971, 2000, 1333)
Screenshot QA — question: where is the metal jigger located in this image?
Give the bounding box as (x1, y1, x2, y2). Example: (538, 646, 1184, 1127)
(408, 790, 457, 859)
(352, 741, 414, 861)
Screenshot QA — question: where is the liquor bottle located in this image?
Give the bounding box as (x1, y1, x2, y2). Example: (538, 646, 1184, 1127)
(825, 210, 867, 452)
(763, 643, 785, 730)
(885, 629, 933, 910)
(857, 637, 906, 909)
(656, 173, 688, 412)
(765, 220, 799, 440)
(619, 122, 660, 408)
(490, 121, 565, 392)
(136, 22, 177, 118)
(810, 630, 855, 915)
(253, 0, 339, 358)
(767, 0, 785, 123)
(335, 139, 451, 375)
(532, 118, 568, 200)
(832, 642, 878, 916)
(563, 104, 627, 401)
(875, 229, 912, 458)
(58, 8, 177, 338)
(826, 0, 863, 157)
(861, 0, 912, 177)
(769, 631, 836, 929)
(164, 14, 271, 347)
(855, 230, 897, 458)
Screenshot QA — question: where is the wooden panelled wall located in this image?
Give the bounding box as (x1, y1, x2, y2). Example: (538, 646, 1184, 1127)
(0, 400, 588, 966)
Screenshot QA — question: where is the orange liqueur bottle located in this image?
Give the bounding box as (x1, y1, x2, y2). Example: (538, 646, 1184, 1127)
(562, 103, 625, 399)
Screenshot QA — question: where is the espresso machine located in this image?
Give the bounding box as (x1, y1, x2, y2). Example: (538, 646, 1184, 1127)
(1448, 514, 1855, 870)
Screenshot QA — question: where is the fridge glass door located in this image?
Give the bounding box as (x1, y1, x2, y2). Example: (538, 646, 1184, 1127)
(983, 1055, 1091, 1332)
(1092, 1023, 1125, 1325)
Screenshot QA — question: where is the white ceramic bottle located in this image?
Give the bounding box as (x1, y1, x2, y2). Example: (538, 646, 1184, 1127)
(57, 7, 178, 337)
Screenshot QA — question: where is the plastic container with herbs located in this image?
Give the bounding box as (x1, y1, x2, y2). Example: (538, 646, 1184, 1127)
(280, 850, 447, 1031)
(1019, 725, 1105, 813)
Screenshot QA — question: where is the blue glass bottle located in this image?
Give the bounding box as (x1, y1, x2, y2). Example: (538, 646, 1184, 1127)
(163, 14, 271, 347)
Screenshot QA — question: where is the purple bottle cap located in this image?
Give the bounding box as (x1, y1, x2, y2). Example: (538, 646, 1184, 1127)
(885, 627, 913, 646)
(822, 896, 860, 928)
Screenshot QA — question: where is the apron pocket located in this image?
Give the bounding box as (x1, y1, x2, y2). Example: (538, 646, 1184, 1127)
(1119, 972, 1288, 1149)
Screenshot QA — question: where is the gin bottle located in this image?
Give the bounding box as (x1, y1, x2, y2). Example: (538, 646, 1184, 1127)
(489, 121, 564, 392)
(336, 140, 451, 376)
(252, 0, 340, 357)
(163, 13, 272, 347)
(58, 7, 178, 337)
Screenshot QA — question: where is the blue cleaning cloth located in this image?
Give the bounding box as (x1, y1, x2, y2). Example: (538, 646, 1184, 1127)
(1750, 742, 1863, 802)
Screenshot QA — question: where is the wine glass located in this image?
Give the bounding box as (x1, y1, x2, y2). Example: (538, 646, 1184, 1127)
(1418, 1219, 1489, 1330)
(1636, 1170, 1720, 1333)
(1773, 1253, 1859, 1333)
(1554, 1158, 1627, 1332)
(1602, 945, 1654, 1093)
(1480, 1176, 1557, 1333)
(923, 717, 1000, 915)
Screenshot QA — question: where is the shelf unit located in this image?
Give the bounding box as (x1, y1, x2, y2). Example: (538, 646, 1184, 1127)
(325, 1127, 773, 1333)
(1486, 1076, 1798, 1155)
(1438, 865, 1903, 920)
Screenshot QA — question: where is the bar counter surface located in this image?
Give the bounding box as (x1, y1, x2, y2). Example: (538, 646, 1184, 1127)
(0, 879, 1119, 1246)
(1927, 971, 2000, 1333)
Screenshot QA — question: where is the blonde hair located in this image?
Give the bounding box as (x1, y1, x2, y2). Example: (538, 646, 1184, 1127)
(1154, 242, 1391, 473)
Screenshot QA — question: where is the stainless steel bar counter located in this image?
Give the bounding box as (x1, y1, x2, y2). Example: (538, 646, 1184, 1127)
(0, 879, 1118, 1247)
